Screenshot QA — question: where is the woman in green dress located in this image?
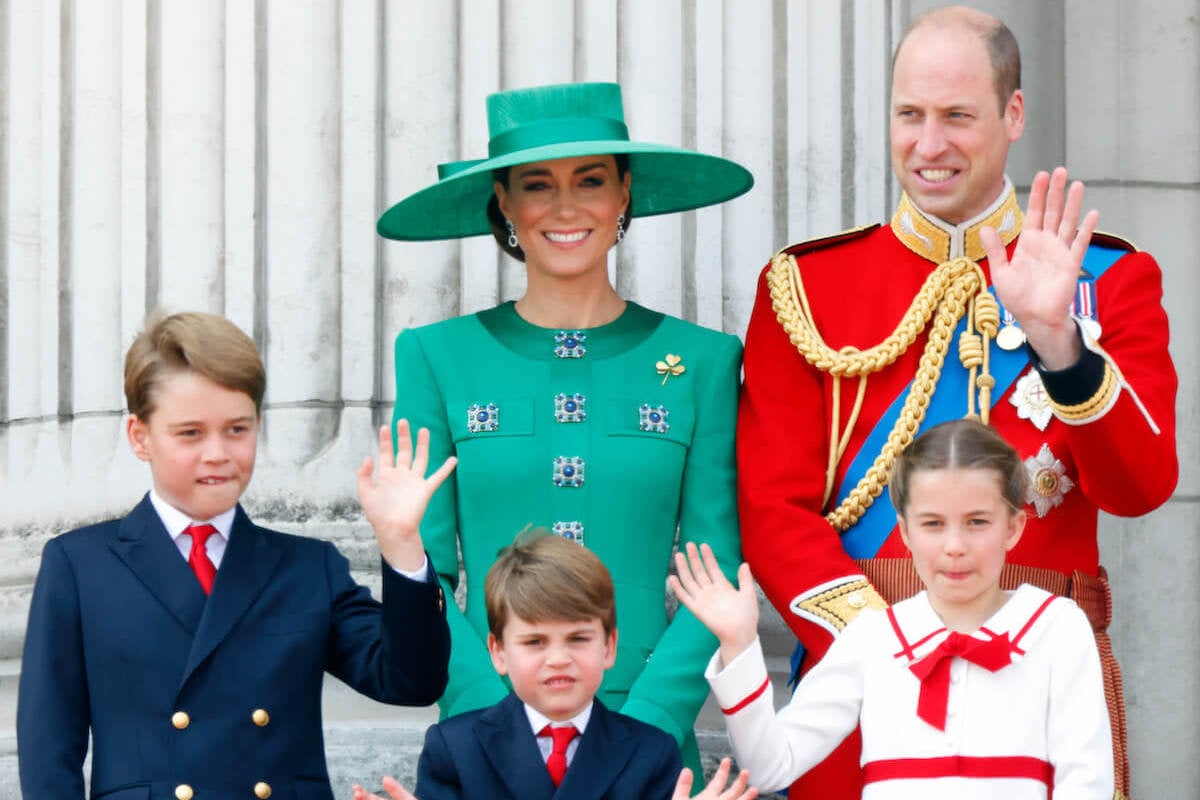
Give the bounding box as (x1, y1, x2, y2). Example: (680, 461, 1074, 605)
(377, 82, 753, 773)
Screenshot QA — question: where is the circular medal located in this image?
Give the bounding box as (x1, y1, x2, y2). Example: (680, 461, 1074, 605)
(1078, 317, 1102, 342)
(996, 324, 1025, 351)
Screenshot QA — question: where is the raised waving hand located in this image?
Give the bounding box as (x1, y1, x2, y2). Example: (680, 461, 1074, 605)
(357, 419, 457, 573)
(669, 542, 760, 667)
(982, 167, 1100, 370)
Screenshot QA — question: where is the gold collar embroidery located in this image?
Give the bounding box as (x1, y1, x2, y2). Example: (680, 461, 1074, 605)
(891, 182, 1024, 263)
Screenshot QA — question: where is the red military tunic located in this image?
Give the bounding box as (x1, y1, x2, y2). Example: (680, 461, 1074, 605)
(738, 182, 1177, 799)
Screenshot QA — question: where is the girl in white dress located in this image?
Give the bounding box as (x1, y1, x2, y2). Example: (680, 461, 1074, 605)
(671, 419, 1112, 799)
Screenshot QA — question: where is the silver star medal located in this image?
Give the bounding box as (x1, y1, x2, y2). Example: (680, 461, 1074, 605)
(1010, 371, 1053, 431)
(1024, 443, 1076, 518)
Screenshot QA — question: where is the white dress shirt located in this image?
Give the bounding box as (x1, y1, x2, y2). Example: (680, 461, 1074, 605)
(149, 490, 234, 567)
(148, 490, 429, 580)
(524, 700, 593, 767)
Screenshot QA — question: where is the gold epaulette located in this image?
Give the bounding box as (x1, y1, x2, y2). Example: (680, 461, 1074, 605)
(773, 223, 880, 260)
(1091, 230, 1139, 253)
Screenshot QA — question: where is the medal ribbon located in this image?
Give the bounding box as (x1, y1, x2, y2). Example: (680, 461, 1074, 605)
(1072, 280, 1095, 321)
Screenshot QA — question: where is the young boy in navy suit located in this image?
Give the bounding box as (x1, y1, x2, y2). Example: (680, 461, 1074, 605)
(354, 533, 760, 800)
(17, 310, 455, 800)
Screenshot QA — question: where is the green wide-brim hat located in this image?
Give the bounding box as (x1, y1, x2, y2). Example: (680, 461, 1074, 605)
(377, 82, 754, 241)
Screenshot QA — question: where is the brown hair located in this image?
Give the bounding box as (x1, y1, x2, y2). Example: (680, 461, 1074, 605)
(486, 153, 634, 261)
(485, 531, 616, 640)
(124, 310, 266, 420)
(888, 419, 1028, 516)
(894, 6, 1021, 116)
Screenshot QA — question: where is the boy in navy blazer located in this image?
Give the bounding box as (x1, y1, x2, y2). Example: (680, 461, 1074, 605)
(17, 310, 455, 800)
(356, 533, 697, 800)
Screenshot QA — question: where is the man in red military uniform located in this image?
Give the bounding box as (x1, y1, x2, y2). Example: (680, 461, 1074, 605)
(738, 6, 1177, 799)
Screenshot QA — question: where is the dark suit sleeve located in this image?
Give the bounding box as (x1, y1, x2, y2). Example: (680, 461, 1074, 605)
(415, 723, 464, 800)
(17, 538, 90, 798)
(644, 731, 684, 800)
(323, 543, 450, 706)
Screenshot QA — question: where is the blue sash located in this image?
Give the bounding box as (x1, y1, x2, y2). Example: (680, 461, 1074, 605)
(787, 244, 1126, 690)
(837, 244, 1124, 558)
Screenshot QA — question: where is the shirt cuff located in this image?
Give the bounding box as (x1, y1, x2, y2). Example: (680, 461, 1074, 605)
(390, 553, 429, 582)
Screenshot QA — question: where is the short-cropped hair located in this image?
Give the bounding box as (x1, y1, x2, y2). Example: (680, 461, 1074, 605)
(124, 310, 266, 421)
(895, 7, 1021, 116)
(485, 531, 616, 640)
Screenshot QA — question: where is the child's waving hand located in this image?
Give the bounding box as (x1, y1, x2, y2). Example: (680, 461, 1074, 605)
(669, 542, 760, 666)
(357, 418, 457, 572)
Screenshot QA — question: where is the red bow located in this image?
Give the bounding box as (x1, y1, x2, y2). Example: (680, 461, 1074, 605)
(908, 631, 1017, 730)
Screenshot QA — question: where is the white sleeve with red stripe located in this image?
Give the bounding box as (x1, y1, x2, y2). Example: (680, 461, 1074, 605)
(706, 617, 874, 792)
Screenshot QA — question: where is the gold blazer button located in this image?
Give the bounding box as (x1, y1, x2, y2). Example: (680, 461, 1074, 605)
(254, 781, 273, 798)
(252, 708, 270, 727)
(171, 711, 190, 730)
(174, 785, 194, 800)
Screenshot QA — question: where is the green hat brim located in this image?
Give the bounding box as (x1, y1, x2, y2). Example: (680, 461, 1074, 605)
(377, 140, 753, 241)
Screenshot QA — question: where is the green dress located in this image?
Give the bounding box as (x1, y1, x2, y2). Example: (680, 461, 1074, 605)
(392, 301, 741, 770)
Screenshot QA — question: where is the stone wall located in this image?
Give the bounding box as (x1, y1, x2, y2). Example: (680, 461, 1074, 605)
(2, 1, 1196, 797)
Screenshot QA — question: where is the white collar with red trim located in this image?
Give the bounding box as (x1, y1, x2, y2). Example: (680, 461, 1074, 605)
(886, 583, 1060, 665)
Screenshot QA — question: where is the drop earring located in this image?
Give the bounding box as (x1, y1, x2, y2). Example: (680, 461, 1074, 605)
(506, 219, 519, 249)
(616, 214, 626, 244)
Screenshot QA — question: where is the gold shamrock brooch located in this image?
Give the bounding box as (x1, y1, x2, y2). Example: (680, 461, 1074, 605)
(656, 353, 686, 385)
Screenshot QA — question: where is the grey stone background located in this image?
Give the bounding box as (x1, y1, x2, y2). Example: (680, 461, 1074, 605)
(0, 1, 1196, 797)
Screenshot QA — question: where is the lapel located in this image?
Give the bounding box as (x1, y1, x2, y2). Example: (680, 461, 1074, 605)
(108, 495, 207, 635)
(555, 700, 638, 800)
(179, 505, 282, 688)
(476, 694, 557, 800)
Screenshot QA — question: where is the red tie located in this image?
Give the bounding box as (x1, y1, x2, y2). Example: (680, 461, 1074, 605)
(539, 724, 578, 787)
(908, 631, 1017, 730)
(185, 524, 218, 594)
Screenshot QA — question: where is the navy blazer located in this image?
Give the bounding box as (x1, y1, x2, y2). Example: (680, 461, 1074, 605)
(415, 693, 682, 800)
(17, 494, 450, 800)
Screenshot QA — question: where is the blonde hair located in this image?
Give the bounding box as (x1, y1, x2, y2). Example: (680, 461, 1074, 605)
(889, 418, 1028, 516)
(486, 531, 616, 640)
(124, 311, 265, 420)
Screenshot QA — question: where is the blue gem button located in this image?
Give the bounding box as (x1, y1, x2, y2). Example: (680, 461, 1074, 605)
(552, 521, 585, 545)
(554, 330, 587, 358)
(638, 404, 670, 434)
(554, 392, 587, 423)
(466, 403, 499, 433)
(552, 456, 586, 488)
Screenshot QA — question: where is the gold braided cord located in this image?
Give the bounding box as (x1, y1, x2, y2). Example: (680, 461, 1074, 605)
(954, 268, 1000, 423)
(768, 251, 964, 378)
(973, 288, 1000, 421)
(780, 255, 875, 508)
(767, 253, 992, 532)
(822, 367, 870, 509)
